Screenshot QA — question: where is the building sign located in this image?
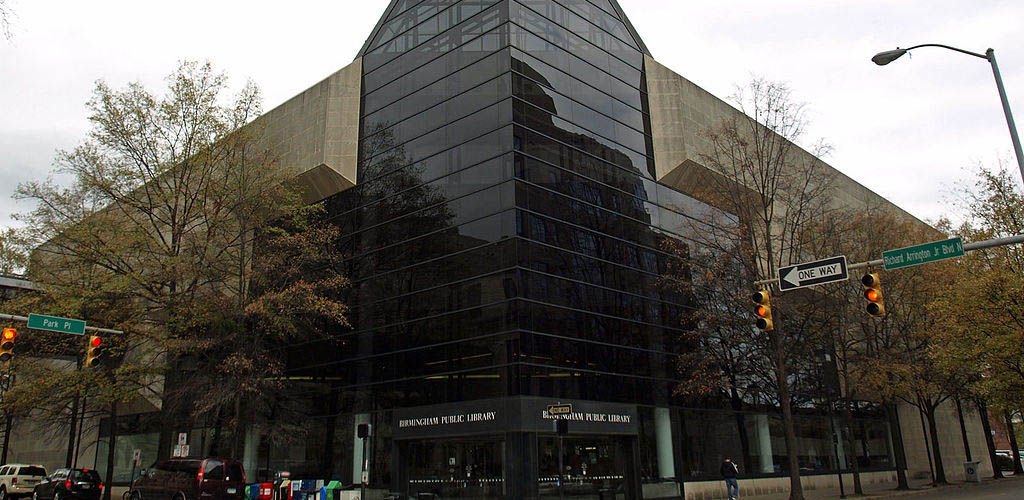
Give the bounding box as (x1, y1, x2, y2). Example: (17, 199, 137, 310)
(394, 399, 511, 439)
(393, 397, 638, 439)
(398, 411, 498, 430)
(524, 398, 637, 435)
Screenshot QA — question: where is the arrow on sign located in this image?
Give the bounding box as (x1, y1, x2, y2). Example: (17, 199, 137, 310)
(778, 256, 849, 291)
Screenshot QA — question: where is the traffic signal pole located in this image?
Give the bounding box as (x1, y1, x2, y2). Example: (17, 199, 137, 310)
(754, 233, 1024, 287)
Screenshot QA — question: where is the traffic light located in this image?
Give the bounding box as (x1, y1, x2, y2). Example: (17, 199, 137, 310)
(85, 335, 103, 368)
(0, 328, 15, 362)
(862, 273, 887, 318)
(752, 290, 774, 332)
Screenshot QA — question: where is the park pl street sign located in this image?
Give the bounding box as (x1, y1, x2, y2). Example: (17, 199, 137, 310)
(778, 256, 849, 291)
(882, 237, 964, 270)
(27, 313, 87, 335)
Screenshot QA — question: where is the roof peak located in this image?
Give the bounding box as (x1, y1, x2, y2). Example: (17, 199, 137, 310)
(355, 0, 650, 60)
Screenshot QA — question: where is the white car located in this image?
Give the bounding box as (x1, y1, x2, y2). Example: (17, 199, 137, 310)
(0, 465, 47, 500)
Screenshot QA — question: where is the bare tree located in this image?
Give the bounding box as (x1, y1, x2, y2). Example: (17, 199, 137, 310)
(0, 0, 12, 41)
(663, 78, 837, 500)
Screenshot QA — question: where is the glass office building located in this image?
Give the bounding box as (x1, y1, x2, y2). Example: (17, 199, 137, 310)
(98, 1, 895, 498)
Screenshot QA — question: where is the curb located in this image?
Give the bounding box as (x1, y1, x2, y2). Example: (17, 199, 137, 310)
(858, 476, 1024, 499)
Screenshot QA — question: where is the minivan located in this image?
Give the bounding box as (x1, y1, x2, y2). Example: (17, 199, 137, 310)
(129, 458, 245, 500)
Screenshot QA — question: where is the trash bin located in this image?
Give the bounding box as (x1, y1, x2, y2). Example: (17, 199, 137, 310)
(276, 480, 292, 500)
(321, 481, 343, 500)
(964, 460, 982, 482)
(257, 483, 274, 500)
(246, 485, 255, 500)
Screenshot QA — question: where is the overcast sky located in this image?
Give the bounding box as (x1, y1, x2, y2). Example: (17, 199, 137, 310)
(1, 0, 1022, 230)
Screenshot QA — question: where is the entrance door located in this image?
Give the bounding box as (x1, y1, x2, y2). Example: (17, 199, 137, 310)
(537, 436, 635, 500)
(406, 437, 505, 499)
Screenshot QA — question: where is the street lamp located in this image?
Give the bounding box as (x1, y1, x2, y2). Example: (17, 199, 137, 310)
(872, 44, 1024, 185)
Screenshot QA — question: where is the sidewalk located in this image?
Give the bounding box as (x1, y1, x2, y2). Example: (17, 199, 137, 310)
(734, 474, 1024, 500)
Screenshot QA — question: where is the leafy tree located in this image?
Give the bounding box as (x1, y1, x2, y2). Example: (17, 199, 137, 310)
(9, 61, 348, 494)
(0, 228, 27, 274)
(931, 164, 1024, 411)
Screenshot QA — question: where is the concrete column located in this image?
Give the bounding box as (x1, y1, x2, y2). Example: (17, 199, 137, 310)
(242, 427, 260, 480)
(754, 414, 774, 473)
(352, 413, 371, 484)
(832, 417, 847, 469)
(655, 407, 676, 478)
(886, 419, 897, 466)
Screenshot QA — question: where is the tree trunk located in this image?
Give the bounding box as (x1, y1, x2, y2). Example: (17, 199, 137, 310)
(103, 402, 117, 500)
(211, 407, 224, 455)
(977, 400, 1003, 479)
(925, 405, 947, 484)
(729, 375, 754, 471)
(841, 402, 863, 494)
(66, 395, 80, 467)
(232, 394, 243, 459)
(955, 399, 972, 461)
(1004, 411, 1023, 474)
(0, 413, 11, 465)
(885, 403, 910, 489)
(773, 336, 803, 500)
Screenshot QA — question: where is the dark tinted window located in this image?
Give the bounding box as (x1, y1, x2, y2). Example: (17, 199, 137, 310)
(18, 467, 45, 477)
(154, 460, 200, 474)
(71, 470, 101, 483)
(204, 461, 224, 481)
(225, 464, 244, 482)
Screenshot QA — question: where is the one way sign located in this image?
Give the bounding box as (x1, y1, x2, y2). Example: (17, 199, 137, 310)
(778, 256, 849, 291)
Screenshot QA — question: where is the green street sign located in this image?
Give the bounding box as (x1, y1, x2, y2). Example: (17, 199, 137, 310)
(882, 237, 965, 270)
(27, 313, 87, 335)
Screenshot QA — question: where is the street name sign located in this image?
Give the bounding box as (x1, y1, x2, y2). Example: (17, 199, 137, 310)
(546, 404, 573, 415)
(882, 237, 964, 270)
(778, 256, 849, 291)
(27, 313, 86, 335)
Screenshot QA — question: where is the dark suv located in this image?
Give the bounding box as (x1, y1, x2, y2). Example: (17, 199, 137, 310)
(31, 469, 102, 500)
(130, 458, 244, 500)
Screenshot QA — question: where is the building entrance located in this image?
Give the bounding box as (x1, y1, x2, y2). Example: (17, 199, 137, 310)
(538, 435, 634, 500)
(406, 437, 505, 499)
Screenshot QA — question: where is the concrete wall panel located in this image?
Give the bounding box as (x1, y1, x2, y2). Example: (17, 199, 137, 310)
(255, 58, 362, 202)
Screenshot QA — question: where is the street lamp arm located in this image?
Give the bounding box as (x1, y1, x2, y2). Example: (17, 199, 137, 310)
(902, 43, 989, 60)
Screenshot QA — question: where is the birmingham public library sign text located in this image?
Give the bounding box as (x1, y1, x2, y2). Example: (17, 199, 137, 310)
(393, 397, 639, 439)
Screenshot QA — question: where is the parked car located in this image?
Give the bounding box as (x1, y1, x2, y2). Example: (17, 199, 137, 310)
(31, 469, 102, 500)
(129, 458, 245, 500)
(0, 464, 47, 500)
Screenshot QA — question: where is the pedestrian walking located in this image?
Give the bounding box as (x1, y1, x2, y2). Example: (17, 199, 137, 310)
(721, 457, 739, 500)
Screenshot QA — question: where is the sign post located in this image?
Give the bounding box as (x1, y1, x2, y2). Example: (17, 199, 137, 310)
(778, 256, 849, 292)
(882, 237, 964, 270)
(129, 449, 141, 491)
